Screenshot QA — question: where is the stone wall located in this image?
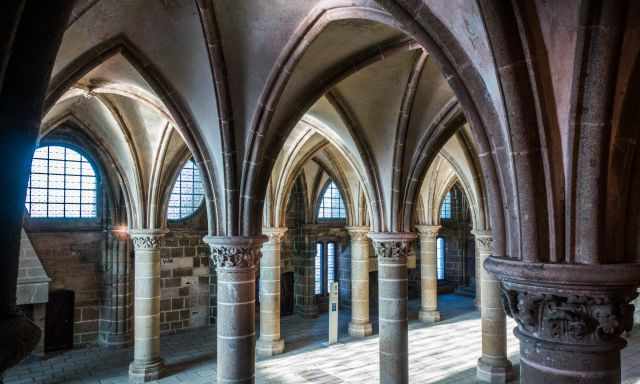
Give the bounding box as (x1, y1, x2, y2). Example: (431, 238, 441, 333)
(159, 230, 210, 334)
(28, 230, 105, 347)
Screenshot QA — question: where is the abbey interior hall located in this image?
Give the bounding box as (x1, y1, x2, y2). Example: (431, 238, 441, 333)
(3, 1, 640, 383)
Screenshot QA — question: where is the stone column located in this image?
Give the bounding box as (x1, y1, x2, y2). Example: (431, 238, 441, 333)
(415, 225, 441, 323)
(100, 227, 133, 347)
(204, 235, 267, 384)
(296, 225, 318, 318)
(346, 226, 373, 337)
(257, 227, 287, 356)
(129, 229, 167, 383)
(369, 232, 416, 384)
(474, 231, 513, 384)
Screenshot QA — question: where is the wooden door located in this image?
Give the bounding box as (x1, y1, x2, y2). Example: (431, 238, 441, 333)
(45, 289, 75, 352)
(280, 272, 294, 316)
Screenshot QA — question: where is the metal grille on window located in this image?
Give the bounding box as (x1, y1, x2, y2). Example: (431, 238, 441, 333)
(436, 237, 445, 280)
(25, 145, 97, 218)
(315, 242, 323, 295)
(318, 181, 346, 219)
(168, 159, 205, 220)
(327, 242, 336, 288)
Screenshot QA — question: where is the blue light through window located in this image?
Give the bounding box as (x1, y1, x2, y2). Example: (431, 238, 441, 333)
(318, 181, 346, 219)
(168, 160, 204, 220)
(440, 191, 452, 219)
(436, 237, 445, 280)
(25, 145, 97, 218)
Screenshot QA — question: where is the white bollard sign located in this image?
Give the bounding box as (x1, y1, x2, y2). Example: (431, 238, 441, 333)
(328, 281, 339, 344)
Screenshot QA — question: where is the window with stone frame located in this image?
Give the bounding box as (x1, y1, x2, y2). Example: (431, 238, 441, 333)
(25, 145, 98, 218)
(436, 236, 445, 280)
(167, 159, 205, 220)
(317, 180, 346, 220)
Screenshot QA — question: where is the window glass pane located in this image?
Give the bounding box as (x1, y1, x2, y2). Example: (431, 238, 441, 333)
(167, 159, 205, 220)
(24, 145, 98, 218)
(317, 181, 346, 220)
(440, 191, 452, 219)
(436, 237, 445, 280)
(315, 242, 323, 295)
(327, 242, 336, 287)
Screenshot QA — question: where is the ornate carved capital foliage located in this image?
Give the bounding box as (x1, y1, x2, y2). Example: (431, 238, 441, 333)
(204, 235, 268, 270)
(368, 232, 417, 263)
(129, 229, 167, 250)
(415, 225, 441, 239)
(262, 227, 287, 242)
(475, 237, 493, 253)
(501, 283, 636, 346)
(346, 226, 369, 242)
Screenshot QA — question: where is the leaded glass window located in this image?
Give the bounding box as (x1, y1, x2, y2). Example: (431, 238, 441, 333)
(25, 145, 97, 218)
(327, 242, 336, 288)
(318, 181, 346, 220)
(436, 237, 445, 280)
(315, 242, 323, 295)
(167, 160, 204, 220)
(440, 191, 452, 219)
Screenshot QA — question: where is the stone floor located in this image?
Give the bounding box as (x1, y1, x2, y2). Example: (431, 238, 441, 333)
(3, 295, 640, 383)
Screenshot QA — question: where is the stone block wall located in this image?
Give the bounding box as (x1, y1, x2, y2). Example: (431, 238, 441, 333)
(158, 231, 211, 334)
(29, 231, 105, 347)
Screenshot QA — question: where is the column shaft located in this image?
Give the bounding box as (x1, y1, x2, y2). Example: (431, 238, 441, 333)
(257, 228, 286, 356)
(474, 232, 512, 383)
(347, 227, 372, 337)
(370, 232, 416, 384)
(205, 235, 266, 384)
(129, 229, 166, 383)
(416, 225, 441, 323)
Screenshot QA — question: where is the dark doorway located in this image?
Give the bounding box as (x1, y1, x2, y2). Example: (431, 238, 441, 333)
(281, 272, 294, 316)
(45, 289, 75, 352)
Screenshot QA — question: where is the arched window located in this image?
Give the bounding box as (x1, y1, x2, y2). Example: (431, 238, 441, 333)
(167, 159, 204, 220)
(25, 145, 97, 218)
(436, 237, 445, 280)
(318, 180, 346, 220)
(440, 191, 452, 219)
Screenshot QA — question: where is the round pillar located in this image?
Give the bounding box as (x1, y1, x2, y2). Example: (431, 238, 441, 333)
(486, 257, 640, 384)
(128, 229, 167, 383)
(346, 226, 373, 337)
(257, 227, 287, 356)
(369, 232, 416, 384)
(415, 225, 441, 323)
(204, 235, 267, 384)
(474, 232, 513, 383)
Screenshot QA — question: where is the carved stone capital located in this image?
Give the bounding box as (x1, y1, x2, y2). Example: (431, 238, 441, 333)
(501, 282, 636, 346)
(368, 232, 416, 263)
(345, 226, 370, 241)
(415, 225, 441, 239)
(203, 235, 268, 270)
(262, 227, 288, 242)
(472, 230, 493, 253)
(129, 229, 168, 250)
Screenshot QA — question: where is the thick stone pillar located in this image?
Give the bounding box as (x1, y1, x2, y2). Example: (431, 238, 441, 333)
(296, 225, 318, 318)
(346, 227, 373, 337)
(257, 227, 287, 356)
(129, 229, 167, 383)
(474, 232, 513, 383)
(415, 225, 441, 323)
(100, 227, 133, 347)
(486, 259, 640, 384)
(369, 232, 416, 384)
(204, 235, 267, 384)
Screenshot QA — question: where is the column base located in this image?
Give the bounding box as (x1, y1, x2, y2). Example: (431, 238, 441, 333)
(418, 309, 441, 323)
(256, 337, 285, 356)
(349, 321, 373, 337)
(296, 304, 318, 319)
(128, 359, 164, 383)
(476, 356, 514, 384)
